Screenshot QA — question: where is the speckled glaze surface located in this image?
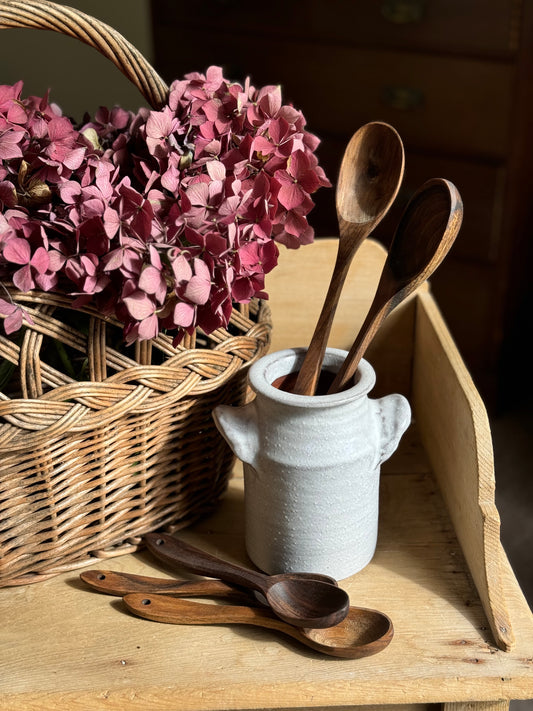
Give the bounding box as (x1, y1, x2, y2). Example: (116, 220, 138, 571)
(213, 348, 411, 580)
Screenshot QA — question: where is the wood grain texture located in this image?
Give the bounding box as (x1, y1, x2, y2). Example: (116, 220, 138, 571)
(413, 290, 514, 651)
(79, 569, 255, 602)
(329, 178, 463, 392)
(122, 593, 394, 659)
(1, 473, 532, 709)
(292, 122, 404, 395)
(266, 238, 392, 355)
(444, 702, 510, 711)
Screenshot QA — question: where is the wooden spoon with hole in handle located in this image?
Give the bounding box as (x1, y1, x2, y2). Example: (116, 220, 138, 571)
(328, 178, 463, 394)
(79, 569, 254, 603)
(123, 594, 394, 659)
(144, 532, 348, 629)
(291, 121, 405, 396)
(79, 568, 336, 606)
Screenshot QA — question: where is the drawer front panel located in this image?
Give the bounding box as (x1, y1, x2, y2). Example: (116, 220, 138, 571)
(152, 0, 522, 56)
(306, 0, 522, 56)
(274, 46, 512, 159)
(372, 154, 506, 263)
(157, 35, 513, 160)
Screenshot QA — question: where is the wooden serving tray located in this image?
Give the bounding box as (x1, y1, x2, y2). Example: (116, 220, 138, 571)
(1, 238, 532, 710)
(267, 237, 514, 652)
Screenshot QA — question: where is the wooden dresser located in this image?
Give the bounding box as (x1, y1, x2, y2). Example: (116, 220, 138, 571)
(150, 0, 533, 410)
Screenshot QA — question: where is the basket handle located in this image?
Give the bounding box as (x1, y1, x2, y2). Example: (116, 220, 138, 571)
(0, 0, 169, 109)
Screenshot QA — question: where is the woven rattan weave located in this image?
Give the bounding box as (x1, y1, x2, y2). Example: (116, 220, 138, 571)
(0, 0, 272, 586)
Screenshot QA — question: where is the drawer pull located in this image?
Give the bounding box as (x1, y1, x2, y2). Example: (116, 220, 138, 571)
(381, 0, 427, 24)
(381, 86, 425, 110)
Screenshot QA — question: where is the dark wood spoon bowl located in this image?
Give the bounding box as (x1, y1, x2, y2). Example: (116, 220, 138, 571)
(144, 532, 350, 629)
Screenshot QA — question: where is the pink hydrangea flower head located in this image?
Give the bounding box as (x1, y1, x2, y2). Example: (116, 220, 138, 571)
(0, 72, 330, 342)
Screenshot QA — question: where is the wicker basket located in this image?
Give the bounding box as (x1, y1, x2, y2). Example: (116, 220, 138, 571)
(0, 0, 272, 586)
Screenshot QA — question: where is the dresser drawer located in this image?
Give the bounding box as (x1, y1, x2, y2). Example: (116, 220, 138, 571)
(291, 45, 513, 159)
(305, 0, 522, 56)
(428, 259, 504, 394)
(160, 32, 513, 160)
(152, 0, 522, 57)
(311, 137, 506, 263)
(372, 153, 506, 263)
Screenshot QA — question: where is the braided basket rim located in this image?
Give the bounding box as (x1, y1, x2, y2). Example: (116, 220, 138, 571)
(0, 295, 272, 450)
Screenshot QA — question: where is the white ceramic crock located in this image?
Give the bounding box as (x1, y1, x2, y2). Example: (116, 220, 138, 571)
(213, 347, 411, 580)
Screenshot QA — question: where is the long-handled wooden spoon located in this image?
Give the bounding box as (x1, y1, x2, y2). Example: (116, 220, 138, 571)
(80, 569, 254, 603)
(144, 532, 349, 629)
(123, 594, 394, 659)
(328, 178, 463, 394)
(80, 568, 336, 604)
(291, 121, 405, 396)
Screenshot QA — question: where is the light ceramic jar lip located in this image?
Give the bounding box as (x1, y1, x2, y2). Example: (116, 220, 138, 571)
(248, 347, 376, 408)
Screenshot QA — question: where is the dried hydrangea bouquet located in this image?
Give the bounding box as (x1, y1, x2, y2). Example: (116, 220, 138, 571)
(0, 0, 331, 586)
(0, 66, 329, 344)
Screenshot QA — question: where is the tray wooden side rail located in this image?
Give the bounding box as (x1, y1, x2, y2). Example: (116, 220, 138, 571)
(413, 291, 514, 651)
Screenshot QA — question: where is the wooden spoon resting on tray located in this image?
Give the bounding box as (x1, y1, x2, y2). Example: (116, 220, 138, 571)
(123, 594, 394, 659)
(80, 569, 256, 603)
(328, 178, 463, 394)
(144, 532, 350, 629)
(80, 568, 337, 604)
(291, 121, 405, 396)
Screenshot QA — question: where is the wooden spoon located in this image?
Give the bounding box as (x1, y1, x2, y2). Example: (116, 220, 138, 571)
(291, 121, 405, 396)
(328, 178, 463, 394)
(80, 569, 255, 604)
(144, 532, 349, 629)
(123, 594, 394, 659)
(79, 569, 336, 605)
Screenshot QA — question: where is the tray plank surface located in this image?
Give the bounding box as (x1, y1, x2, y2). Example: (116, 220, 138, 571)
(1, 456, 532, 710)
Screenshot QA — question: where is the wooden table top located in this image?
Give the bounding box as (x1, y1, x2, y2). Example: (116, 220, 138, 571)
(2, 435, 533, 710)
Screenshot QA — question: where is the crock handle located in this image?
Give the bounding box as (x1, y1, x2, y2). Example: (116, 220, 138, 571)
(373, 393, 411, 465)
(213, 401, 259, 467)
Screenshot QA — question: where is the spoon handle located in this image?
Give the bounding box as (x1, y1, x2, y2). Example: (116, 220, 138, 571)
(329, 178, 463, 394)
(123, 593, 307, 650)
(292, 121, 404, 397)
(144, 533, 268, 593)
(123, 592, 287, 629)
(327, 281, 395, 394)
(291, 238, 364, 396)
(79, 569, 254, 602)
